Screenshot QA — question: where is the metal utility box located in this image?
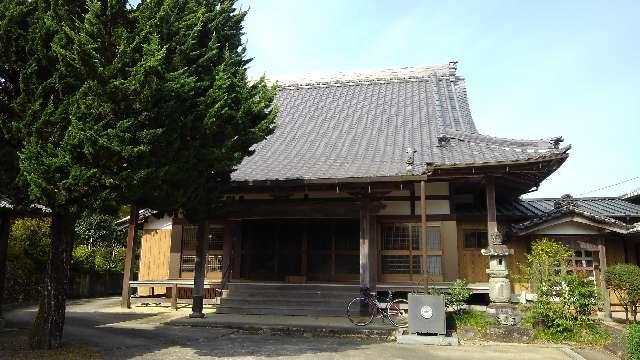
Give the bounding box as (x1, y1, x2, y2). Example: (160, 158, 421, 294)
(408, 293, 446, 335)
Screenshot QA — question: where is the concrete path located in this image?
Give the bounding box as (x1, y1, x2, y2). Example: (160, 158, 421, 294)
(3, 297, 615, 360)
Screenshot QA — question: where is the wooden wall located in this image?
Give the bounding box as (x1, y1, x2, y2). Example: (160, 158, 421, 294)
(457, 221, 488, 283)
(138, 229, 172, 295)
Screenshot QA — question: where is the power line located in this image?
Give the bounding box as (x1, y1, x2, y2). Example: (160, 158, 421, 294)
(577, 175, 640, 196)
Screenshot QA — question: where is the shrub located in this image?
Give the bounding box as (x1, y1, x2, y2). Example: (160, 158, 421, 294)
(446, 278, 473, 313)
(627, 324, 640, 360)
(4, 218, 51, 304)
(519, 238, 603, 343)
(606, 264, 640, 322)
(454, 309, 497, 333)
(516, 237, 573, 292)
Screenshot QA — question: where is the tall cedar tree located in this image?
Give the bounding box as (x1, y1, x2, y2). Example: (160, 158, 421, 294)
(130, 0, 276, 315)
(58, 0, 276, 314)
(0, 0, 38, 326)
(0, 0, 125, 348)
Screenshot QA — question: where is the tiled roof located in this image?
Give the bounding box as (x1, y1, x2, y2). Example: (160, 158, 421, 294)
(623, 187, 640, 200)
(512, 195, 640, 235)
(232, 62, 569, 182)
(504, 197, 640, 218)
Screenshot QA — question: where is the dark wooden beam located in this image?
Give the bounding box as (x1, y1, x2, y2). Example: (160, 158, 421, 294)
(121, 205, 138, 309)
(168, 223, 182, 279)
(359, 198, 370, 290)
(485, 176, 498, 237)
(420, 180, 428, 278)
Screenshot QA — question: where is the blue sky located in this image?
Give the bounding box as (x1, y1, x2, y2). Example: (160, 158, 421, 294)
(239, 0, 640, 198)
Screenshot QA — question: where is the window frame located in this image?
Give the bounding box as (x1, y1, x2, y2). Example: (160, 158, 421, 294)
(380, 223, 443, 279)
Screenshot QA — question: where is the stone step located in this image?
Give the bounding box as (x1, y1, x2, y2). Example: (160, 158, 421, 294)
(220, 297, 352, 308)
(215, 305, 348, 316)
(227, 283, 360, 293)
(224, 290, 359, 300)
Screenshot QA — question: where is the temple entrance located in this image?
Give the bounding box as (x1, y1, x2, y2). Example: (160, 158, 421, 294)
(240, 219, 359, 282)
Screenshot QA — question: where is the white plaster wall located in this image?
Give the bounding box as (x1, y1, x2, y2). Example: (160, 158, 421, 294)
(533, 220, 602, 235)
(378, 200, 450, 215)
(420, 200, 450, 215)
(143, 214, 173, 230)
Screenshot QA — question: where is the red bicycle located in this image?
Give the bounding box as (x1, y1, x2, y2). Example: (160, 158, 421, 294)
(346, 288, 408, 327)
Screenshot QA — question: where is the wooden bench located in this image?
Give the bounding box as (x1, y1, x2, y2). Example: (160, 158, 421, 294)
(128, 280, 222, 309)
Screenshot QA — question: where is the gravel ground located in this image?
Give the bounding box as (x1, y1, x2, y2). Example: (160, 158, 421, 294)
(1, 297, 617, 360)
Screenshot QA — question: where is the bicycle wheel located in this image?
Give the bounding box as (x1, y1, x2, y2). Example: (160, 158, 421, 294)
(387, 298, 409, 328)
(346, 297, 376, 326)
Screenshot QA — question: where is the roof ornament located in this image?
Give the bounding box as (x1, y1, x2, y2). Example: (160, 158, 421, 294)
(549, 136, 564, 149)
(405, 147, 417, 172)
(437, 134, 451, 147)
(554, 194, 576, 209)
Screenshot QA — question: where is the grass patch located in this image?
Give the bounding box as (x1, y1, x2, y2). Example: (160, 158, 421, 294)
(453, 309, 498, 333)
(533, 322, 612, 346)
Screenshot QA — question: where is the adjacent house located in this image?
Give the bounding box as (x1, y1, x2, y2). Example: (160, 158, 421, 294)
(131, 63, 640, 315)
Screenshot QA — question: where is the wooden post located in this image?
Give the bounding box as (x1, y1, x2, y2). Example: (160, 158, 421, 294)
(301, 222, 308, 277)
(485, 176, 498, 236)
(598, 239, 611, 319)
(222, 221, 234, 287)
(420, 180, 428, 279)
(169, 222, 182, 279)
(359, 198, 370, 290)
(190, 220, 208, 318)
(171, 283, 178, 310)
(121, 205, 137, 308)
(232, 221, 242, 279)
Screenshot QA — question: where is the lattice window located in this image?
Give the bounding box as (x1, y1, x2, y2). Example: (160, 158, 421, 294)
(463, 230, 487, 249)
(180, 255, 223, 273)
(381, 223, 442, 278)
(207, 255, 223, 272)
(180, 255, 196, 272)
(383, 224, 410, 250)
(208, 227, 224, 250)
(182, 226, 198, 250)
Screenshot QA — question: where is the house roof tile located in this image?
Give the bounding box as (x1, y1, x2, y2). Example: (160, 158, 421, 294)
(232, 63, 569, 182)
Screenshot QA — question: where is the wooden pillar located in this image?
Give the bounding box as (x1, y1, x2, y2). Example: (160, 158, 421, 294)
(409, 186, 416, 216)
(222, 221, 235, 287)
(121, 205, 138, 308)
(485, 176, 498, 236)
(360, 198, 370, 290)
(190, 220, 208, 318)
(171, 283, 178, 310)
(420, 180, 428, 279)
(232, 221, 242, 279)
(598, 239, 611, 319)
(301, 222, 308, 277)
(368, 213, 377, 289)
(169, 222, 182, 279)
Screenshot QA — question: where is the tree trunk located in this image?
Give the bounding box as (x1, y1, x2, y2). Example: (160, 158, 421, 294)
(190, 219, 207, 318)
(121, 205, 138, 308)
(0, 210, 10, 327)
(30, 211, 76, 349)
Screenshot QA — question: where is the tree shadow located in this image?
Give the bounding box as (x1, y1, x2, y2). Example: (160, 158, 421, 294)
(6, 309, 385, 359)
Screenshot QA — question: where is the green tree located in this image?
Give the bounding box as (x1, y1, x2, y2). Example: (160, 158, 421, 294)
(0, 0, 127, 348)
(0, 0, 37, 325)
(110, 0, 276, 316)
(606, 264, 640, 322)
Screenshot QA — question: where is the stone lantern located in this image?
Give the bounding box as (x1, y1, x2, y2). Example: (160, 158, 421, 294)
(482, 231, 518, 324)
(481, 232, 513, 304)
